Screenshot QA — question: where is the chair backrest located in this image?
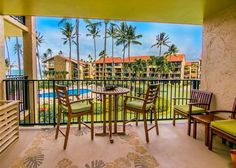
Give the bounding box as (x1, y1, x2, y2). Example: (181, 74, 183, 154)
(231, 97, 236, 119)
(190, 90, 213, 110)
(144, 84, 160, 106)
(55, 85, 71, 113)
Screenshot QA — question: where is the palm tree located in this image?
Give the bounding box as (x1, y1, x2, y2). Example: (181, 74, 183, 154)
(36, 31, 44, 79)
(125, 25, 142, 76)
(151, 32, 170, 56)
(164, 44, 179, 78)
(164, 44, 179, 56)
(84, 19, 101, 62)
(14, 37, 22, 75)
(116, 22, 128, 59)
(147, 56, 156, 77)
(134, 59, 146, 79)
(60, 22, 75, 79)
(46, 48, 53, 57)
(59, 18, 81, 79)
(107, 23, 117, 78)
(102, 20, 110, 79)
(58, 50, 63, 55)
(116, 22, 128, 79)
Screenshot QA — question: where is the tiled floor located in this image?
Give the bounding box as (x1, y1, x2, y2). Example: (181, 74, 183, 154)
(0, 121, 232, 168)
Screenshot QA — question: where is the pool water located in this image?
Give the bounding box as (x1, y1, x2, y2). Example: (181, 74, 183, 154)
(38, 89, 91, 98)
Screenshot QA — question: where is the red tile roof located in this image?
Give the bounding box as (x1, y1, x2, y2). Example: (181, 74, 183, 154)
(95, 56, 151, 64)
(166, 54, 185, 62)
(95, 57, 123, 64)
(185, 61, 192, 66)
(123, 56, 151, 63)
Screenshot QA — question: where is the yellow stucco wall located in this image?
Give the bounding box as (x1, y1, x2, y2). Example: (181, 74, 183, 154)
(201, 5, 236, 111)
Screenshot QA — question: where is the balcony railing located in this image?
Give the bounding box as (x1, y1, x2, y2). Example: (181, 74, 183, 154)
(10, 15, 25, 25)
(3, 79, 200, 126)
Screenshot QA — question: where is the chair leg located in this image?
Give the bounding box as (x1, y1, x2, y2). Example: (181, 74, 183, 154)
(154, 110, 159, 135)
(136, 112, 139, 126)
(143, 112, 149, 143)
(193, 119, 197, 139)
(91, 110, 94, 140)
(78, 116, 81, 130)
(187, 116, 191, 136)
(173, 110, 176, 126)
(123, 108, 127, 133)
(208, 128, 213, 151)
(55, 109, 62, 140)
(63, 115, 71, 150)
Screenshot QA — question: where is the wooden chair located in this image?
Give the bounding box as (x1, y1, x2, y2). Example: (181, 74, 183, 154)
(55, 85, 94, 150)
(208, 98, 236, 151)
(172, 90, 213, 136)
(124, 84, 159, 143)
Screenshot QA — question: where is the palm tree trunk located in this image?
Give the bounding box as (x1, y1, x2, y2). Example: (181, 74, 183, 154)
(16, 37, 21, 76)
(103, 22, 107, 80)
(76, 18, 80, 80)
(69, 39, 72, 79)
(128, 42, 131, 78)
(36, 46, 42, 79)
(5, 38, 11, 75)
(159, 45, 162, 56)
(122, 43, 126, 80)
(111, 37, 114, 79)
(94, 37, 96, 61)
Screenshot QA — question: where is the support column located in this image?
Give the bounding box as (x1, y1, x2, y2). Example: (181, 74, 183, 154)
(23, 16, 37, 123)
(23, 16, 37, 79)
(0, 16, 5, 99)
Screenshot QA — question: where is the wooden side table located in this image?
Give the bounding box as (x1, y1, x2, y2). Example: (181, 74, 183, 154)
(192, 115, 222, 146)
(92, 87, 129, 143)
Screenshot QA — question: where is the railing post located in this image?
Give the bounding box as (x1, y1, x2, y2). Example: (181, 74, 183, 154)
(5, 80, 9, 100)
(24, 76, 29, 110)
(192, 80, 197, 90)
(53, 80, 56, 127)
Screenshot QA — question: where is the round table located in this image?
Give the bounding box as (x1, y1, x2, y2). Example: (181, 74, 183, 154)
(91, 87, 130, 143)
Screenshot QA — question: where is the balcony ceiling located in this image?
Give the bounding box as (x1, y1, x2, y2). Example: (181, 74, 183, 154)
(0, 0, 236, 25)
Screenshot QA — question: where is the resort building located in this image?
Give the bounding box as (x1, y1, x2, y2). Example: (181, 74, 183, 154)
(95, 54, 190, 79)
(184, 60, 201, 79)
(43, 55, 94, 79)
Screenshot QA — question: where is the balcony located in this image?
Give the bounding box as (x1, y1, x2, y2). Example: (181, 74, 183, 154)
(0, 120, 231, 168)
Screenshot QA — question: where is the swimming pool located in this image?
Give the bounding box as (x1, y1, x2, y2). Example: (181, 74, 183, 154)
(38, 89, 91, 98)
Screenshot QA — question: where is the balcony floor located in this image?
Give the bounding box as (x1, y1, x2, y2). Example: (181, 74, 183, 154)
(0, 121, 232, 168)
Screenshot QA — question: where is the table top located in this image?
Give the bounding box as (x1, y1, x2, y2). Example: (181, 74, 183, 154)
(192, 115, 223, 124)
(91, 87, 129, 95)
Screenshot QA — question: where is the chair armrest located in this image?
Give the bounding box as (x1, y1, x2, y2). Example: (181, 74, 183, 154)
(124, 96, 145, 103)
(71, 98, 94, 104)
(172, 97, 192, 100)
(69, 94, 80, 100)
(188, 102, 209, 106)
(172, 97, 196, 105)
(137, 92, 146, 97)
(206, 110, 234, 114)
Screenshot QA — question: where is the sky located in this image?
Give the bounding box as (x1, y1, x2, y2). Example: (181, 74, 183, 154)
(6, 16, 203, 69)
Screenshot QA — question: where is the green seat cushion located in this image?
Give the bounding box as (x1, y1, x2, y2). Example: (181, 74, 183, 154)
(126, 100, 153, 110)
(211, 119, 236, 137)
(174, 105, 205, 114)
(60, 101, 91, 113)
